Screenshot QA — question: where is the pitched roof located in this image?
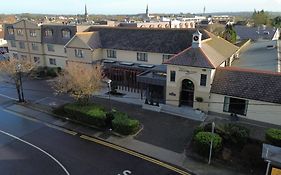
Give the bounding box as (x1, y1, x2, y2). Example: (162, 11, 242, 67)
(211, 67, 281, 104)
(165, 31, 239, 68)
(69, 32, 101, 49)
(234, 25, 278, 41)
(85, 27, 210, 54)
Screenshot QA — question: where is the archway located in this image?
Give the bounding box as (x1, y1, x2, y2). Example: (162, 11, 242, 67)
(180, 79, 194, 107)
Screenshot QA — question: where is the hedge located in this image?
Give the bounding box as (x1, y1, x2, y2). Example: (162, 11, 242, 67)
(266, 128, 281, 147)
(64, 103, 107, 127)
(194, 132, 222, 156)
(112, 111, 140, 135)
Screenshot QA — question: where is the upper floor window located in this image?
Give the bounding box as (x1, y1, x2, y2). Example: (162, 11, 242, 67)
(30, 29, 37, 37)
(75, 49, 84, 58)
(162, 54, 173, 63)
(11, 40, 16, 47)
(49, 58, 56, 65)
(47, 44, 55, 52)
(17, 29, 24, 36)
(7, 28, 14, 35)
(44, 29, 53, 37)
(19, 41, 25, 49)
(13, 53, 18, 59)
(32, 43, 38, 50)
(200, 74, 207, 86)
(137, 52, 148, 62)
(62, 29, 71, 39)
(107, 49, 116, 58)
(170, 71, 176, 82)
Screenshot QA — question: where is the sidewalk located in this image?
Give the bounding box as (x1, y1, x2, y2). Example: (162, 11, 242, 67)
(3, 99, 247, 175)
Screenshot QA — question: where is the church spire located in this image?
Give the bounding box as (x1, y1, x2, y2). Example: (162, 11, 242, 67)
(146, 4, 149, 18)
(84, 4, 88, 22)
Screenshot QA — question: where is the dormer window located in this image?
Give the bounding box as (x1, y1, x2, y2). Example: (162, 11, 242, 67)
(7, 27, 14, 35)
(44, 29, 53, 37)
(62, 29, 71, 39)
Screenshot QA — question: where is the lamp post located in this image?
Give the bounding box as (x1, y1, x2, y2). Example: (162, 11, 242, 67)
(106, 79, 112, 111)
(16, 63, 24, 102)
(208, 122, 215, 165)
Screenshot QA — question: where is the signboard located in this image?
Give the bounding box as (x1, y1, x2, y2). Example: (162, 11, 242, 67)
(272, 167, 281, 175)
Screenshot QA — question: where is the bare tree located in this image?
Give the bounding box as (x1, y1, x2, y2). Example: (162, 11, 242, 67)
(0, 58, 35, 102)
(52, 62, 103, 105)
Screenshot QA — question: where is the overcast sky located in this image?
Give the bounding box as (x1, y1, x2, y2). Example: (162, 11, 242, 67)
(2, 0, 281, 14)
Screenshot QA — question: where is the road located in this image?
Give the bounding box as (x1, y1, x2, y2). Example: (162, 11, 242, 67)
(0, 103, 184, 175)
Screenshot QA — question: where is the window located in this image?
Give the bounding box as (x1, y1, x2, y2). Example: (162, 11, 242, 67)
(21, 55, 27, 60)
(170, 71, 176, 82)
(19, 41, 25, 49)
(200, 74, 207, 86)
(107, 49, 116, 58)
(62, 29, 71, 39)
(47, 44, 55, 52)
(30, 29, 37, 37)
(64, 48, 67, 53)
(17, 29, 24, 36)
(162, 54, 173, 63)
(12, 53, 18, 59)
(8, 28, 14, 35)
(75, 49, 84, 58)
(223, 97, 248, 116)
(31, 43, 38, 50)
(44, 29, 53, 37)
(34, 57, 40, 64)
(49, 58, 56, 65)
(137, 52, 148, 62)
(11, 40, 16, 47)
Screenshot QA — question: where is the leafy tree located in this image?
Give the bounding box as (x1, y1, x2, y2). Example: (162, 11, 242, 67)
(252, 9, 271, 26)
(0, 58, 35, 102)
(272, 16, 281, 28)
(222, 25, 237, 44)
(51, 62, 103, 105)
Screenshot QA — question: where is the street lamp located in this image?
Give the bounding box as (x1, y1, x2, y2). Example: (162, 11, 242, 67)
(106, 79, 112, 111)
(208, 122, 215, 165)
(16, 63, 24, 102)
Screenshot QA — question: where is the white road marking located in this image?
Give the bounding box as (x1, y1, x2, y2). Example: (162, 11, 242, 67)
(0, 129, 70, 175)
(0, 93, 17, 101)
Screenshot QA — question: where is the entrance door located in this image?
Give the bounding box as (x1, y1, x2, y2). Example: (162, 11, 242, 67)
(180, 79, 194, 107)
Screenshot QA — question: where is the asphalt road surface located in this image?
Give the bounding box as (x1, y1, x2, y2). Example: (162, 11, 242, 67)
(0, 105, 185, 175)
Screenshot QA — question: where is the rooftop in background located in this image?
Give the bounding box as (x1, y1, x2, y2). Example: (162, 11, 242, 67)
(234, 25, 279, 41)
(232, 40, 279, 72)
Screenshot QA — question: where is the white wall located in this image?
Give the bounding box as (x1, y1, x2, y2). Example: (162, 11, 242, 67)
(209, 93, 281, 125)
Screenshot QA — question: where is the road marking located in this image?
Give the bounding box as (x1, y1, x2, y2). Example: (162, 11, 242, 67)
(0, 93, 17, 101)
(2, 109, 77, 136)
(0, 129, 70, 175)
(80, 135, 190, 175)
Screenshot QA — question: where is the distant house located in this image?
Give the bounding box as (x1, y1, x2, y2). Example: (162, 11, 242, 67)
(234, 25, 280, 41)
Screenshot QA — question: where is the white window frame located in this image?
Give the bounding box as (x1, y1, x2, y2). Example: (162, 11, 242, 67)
(45, 29, 53, 37)
(30, 29, 37, 37)
(62, 29, 71, 39)
(162, 54, 173, 63)
(106, 49, 116, 58)
(137, 52, 148, 62)
(47, 44, 55, 52)
(49, 58, 56, 65)
(17, 29, 24, 36)
(31, 43, 38, 50)
(75, 49, 84, 58)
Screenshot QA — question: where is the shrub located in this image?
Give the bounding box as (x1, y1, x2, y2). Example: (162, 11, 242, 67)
(112, 111, 140, 135)
(266, 128, 281, 147)
(46, 68, 58, 77)
(194, 131, 222, 157)
(193, 126, 204, 138)
(216, 123, 249, 147)
(64, 103, 107, 127)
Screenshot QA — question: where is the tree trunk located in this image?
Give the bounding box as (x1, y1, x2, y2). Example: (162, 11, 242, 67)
(15, 82, 22, 102)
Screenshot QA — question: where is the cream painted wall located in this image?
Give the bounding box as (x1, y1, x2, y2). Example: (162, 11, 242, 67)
(166, 65, 213, 112)
(66, 48, 93, 64)
(102, 49, 167, 65)
(209, 93, 281, 125)
(27, 29, 41, 42)
(44, 44, 67, 57)
(29, 42, 44, 54)
(30, 54, 45, 67)
(45, 55, 67, 68)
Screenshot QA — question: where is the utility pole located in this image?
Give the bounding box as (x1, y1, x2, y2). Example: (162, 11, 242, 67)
(208, 122, 215, 165)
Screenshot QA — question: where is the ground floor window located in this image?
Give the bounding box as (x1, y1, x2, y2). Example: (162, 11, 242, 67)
(49, 58, 56, 65)
(223, 96, 248, 116)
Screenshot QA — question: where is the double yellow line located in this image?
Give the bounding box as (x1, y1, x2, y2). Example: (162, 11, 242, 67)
(80, 135, 191, 175)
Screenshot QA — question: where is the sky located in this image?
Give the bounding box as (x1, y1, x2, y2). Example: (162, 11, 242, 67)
(1, 0, 281, 15)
